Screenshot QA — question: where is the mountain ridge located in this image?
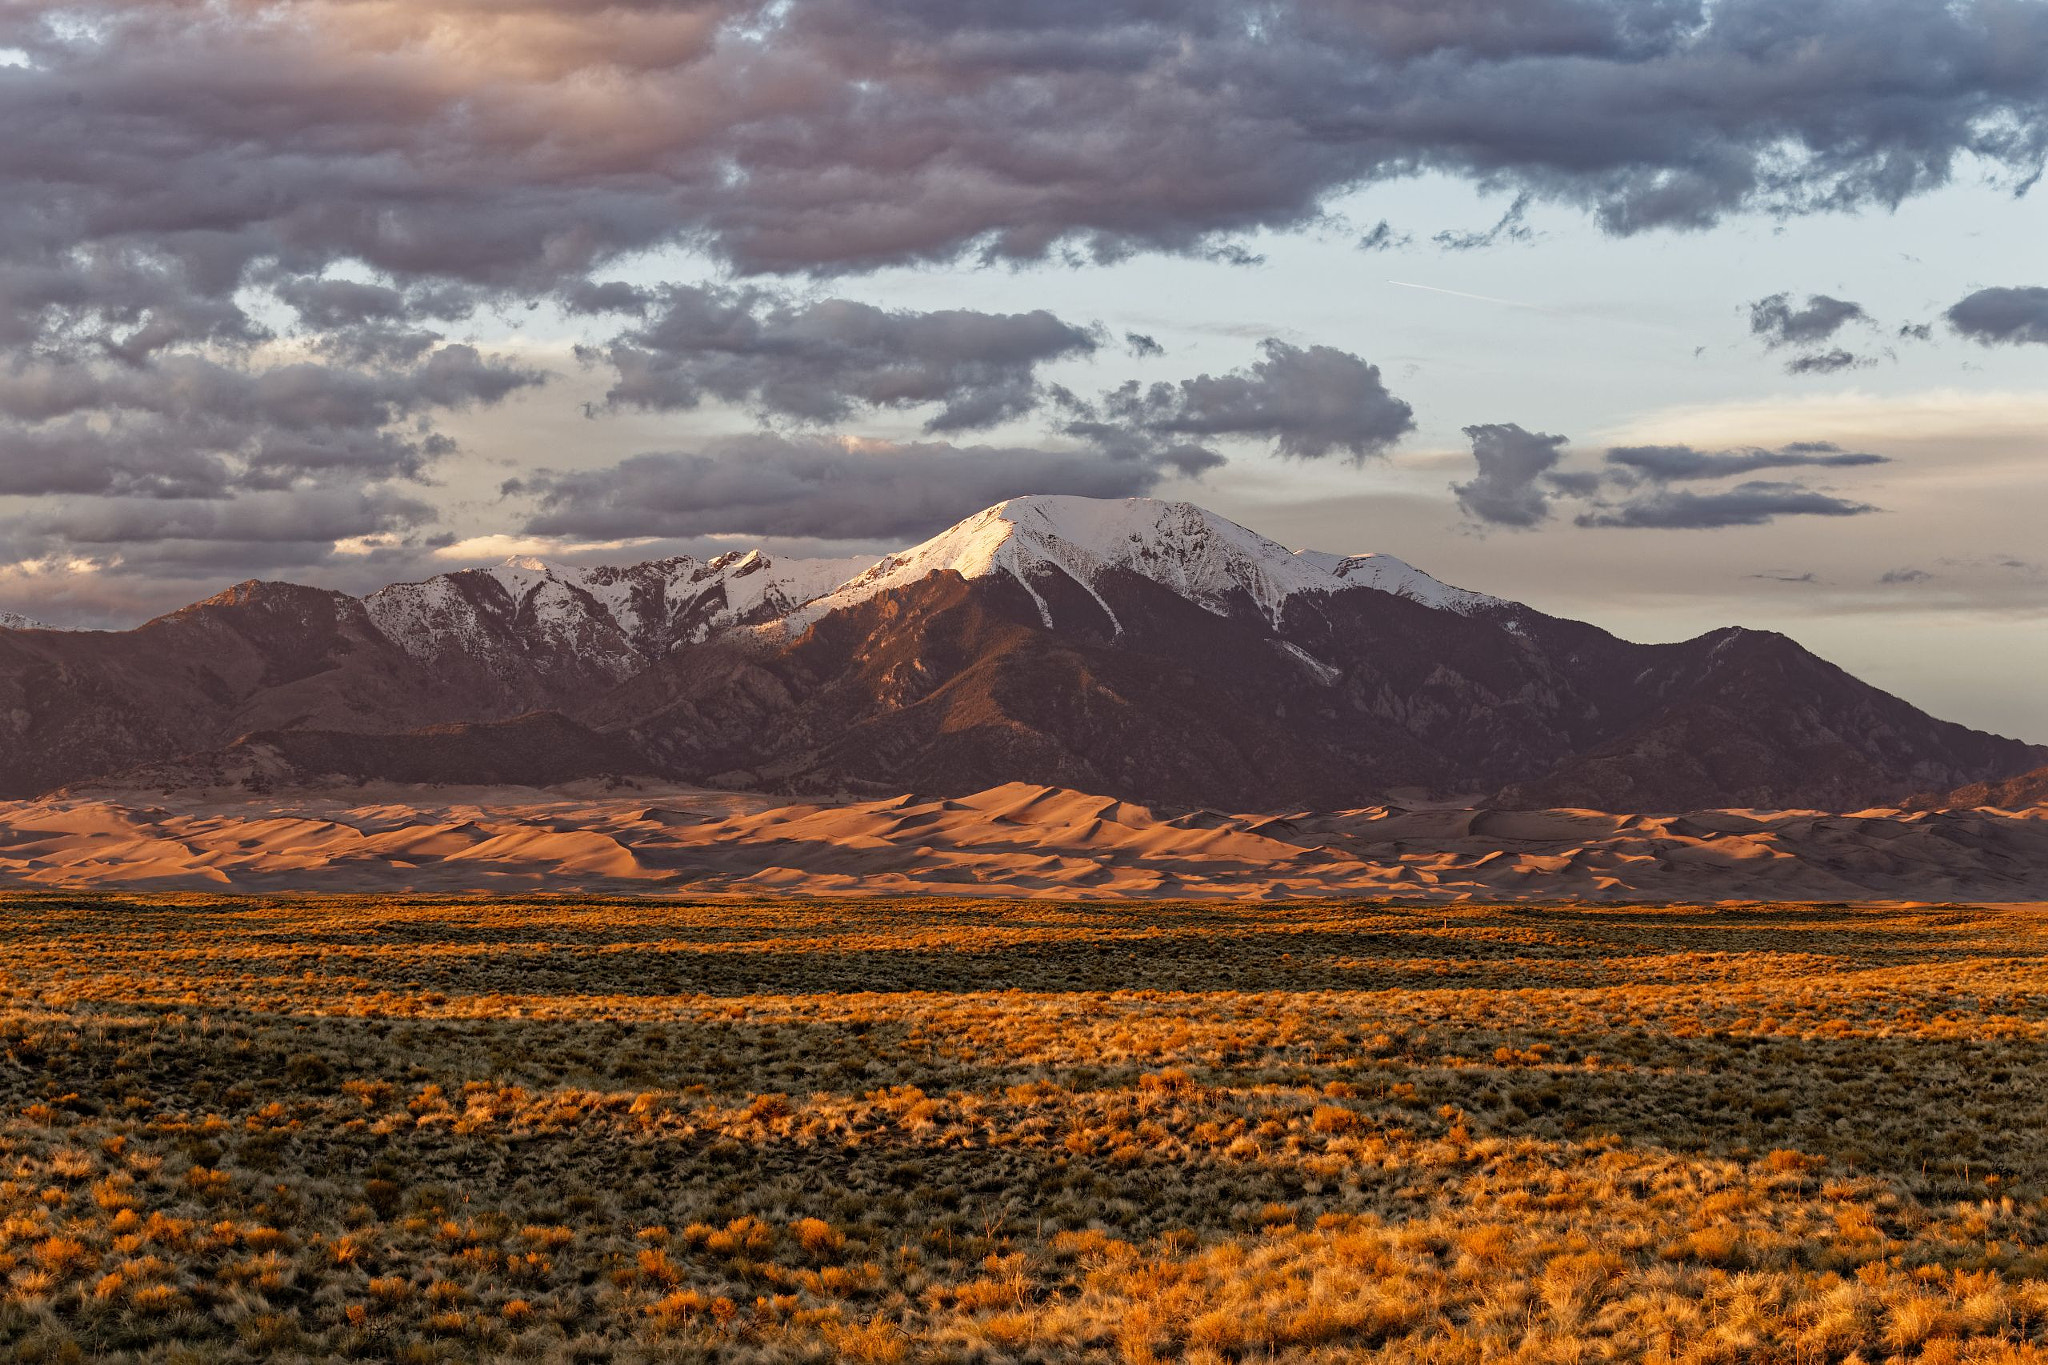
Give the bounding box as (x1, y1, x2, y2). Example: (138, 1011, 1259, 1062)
(1, 495, 2038, 810)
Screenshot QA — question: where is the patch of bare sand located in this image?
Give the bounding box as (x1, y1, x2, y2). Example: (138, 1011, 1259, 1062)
(0, 779, 2042, 899)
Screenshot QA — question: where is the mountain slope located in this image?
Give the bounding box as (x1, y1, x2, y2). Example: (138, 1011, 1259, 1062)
(588, 568, 1449, 807)
(588, 510, 2042, 810)
(1905, 764, 2048, 811)
(0, 582, 498, 796)
(73, 712, 648, 795)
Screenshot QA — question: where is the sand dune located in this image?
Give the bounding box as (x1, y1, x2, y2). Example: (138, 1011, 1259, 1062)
(1, 778, 2042, 899)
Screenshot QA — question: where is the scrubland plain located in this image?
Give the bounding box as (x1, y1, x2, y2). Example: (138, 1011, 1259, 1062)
(2, 894, 2047, 1363)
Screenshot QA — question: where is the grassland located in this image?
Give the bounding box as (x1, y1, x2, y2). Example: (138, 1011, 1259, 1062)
(2, 894, 2047, 1363)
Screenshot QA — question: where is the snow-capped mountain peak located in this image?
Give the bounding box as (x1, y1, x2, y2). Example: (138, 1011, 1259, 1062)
(0, 612, 54, 631)
(784, 495, 1503, 632)
(355, 496, 1504, 683)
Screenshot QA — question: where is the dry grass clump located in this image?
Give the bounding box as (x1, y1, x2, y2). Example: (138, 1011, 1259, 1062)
(1, 893, 2047, 1361)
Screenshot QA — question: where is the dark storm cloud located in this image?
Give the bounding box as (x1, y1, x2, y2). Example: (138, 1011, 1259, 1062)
(1605, 442, 1888, 481)
(585, 285, 1100, 433)
(3, 0, 2044, 308)
(1092, 341, 1415, 462)
(1451, 423, 1572, 528)
(513, 434, 1187, 541)
(1748, 293, 1870, 348)
(1945, 286, 2048, 345)
(1574, 481, 1877, 529)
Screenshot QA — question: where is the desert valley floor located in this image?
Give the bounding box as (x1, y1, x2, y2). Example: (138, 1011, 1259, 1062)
(0, 780, 2045, 901)
(3, 895, 2048, 1362)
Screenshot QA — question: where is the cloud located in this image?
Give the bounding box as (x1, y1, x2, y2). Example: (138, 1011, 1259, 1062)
(1093, 340, 1415, 462)
(2, 0, 2042, 614)
(1604, 441, 1887, 481)
(1945, 286, 2048, 345)
(1451, 423, 1572, 527)
(1747, 570, 1819, 583)
(584, 285, 1100, 433)
(1748, 293, 1869, 348)
(1782, 348, 1869, 375)
(513, 433, 1192, 541)
(1, 0, 2042, 310)
(1880, 567, 1934, 584)
(1937, 554, 2044, 576)
(1356, 221, 1412, 252)
(1125, 332, 1166, 357)
(1573, 439, 1887, 528)
(0, 487, 439, 580)
(1574, 481, 1878, 529)
(0, 346, 545, 497)
(1433, 194, 1535, 251)
(1446, 432, 1889, 531)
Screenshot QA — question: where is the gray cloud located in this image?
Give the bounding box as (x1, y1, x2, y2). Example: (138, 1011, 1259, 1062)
(1451, 423, 1572, 528)
(514, 434, 1191, 541)
(1748, 293, 1869, 348)
(0, 486, 439, 586)
(0, 346, 545, 497)
(1, 0, 2042, 312)
(1433, 194, 1535, 252)
(1605, 441, 1888, 481)
(1357, 221, 1412, 252)
(1575, 481, 1878, 529)
(16, 489, 435, 552)
(1945, 286, 2048, 345)
(1782, 348, 1870, 375)
(1881, 567, 1935, 584)
(1125, 332, 1166, 358)
(1094, 341, 1415, 462)
(585, 285, 1100, 433)
(1449, 432, 1891, 530)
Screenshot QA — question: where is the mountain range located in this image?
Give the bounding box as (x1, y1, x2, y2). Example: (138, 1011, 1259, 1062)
(2, 495, 2039, 810)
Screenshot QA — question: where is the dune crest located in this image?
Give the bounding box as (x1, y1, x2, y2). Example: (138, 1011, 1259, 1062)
(1, 781, 2043, 900)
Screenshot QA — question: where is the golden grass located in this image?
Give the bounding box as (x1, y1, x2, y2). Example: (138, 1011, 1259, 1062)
(1, 893, 2046, 1362)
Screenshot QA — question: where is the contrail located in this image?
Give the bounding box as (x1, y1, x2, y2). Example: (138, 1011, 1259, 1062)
(1386, 279, 1550, 312)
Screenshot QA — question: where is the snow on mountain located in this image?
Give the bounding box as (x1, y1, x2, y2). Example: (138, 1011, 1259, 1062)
(571, 550, 871, 651)
(782, 495, 1505, 633)
(0, 612, 52, 631)
(1294, 549, 1503, 614)
(364, 549, 872, 668)
(362, 495, 1506, 669)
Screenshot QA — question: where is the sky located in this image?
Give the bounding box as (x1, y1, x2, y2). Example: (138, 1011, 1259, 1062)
(1, 0, 2045, 739)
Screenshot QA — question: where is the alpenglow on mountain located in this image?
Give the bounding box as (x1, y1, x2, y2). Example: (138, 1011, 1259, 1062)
(0, 496, 2039, 809)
